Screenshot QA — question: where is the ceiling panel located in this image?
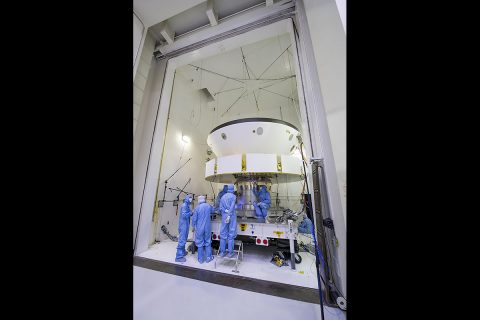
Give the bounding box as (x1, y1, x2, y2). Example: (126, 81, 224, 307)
(134, 0, 205, 27)
(175, 33, 300, 130)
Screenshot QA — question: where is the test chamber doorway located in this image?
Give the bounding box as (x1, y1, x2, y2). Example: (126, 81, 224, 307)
(134, 15, 345, 304)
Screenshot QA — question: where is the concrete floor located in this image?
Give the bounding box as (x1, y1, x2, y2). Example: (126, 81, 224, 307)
(138, 238, 319, 289)
(134, 265, 347, 320)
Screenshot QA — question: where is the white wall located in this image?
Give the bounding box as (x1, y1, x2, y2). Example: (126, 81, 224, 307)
(134, 58, 168, 248)
(154, 70, 218, 241)
(154, 57, 302, 241)
(134, 13, 145, 66)
(134, 32, 156, 135)
(326, 108, 346, 222)
(335, 0, 346, 33)
(302, 0, 346, 295)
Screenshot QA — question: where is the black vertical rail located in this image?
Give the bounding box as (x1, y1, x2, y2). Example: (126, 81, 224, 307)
(312, 161, 334, 305)
(315, 160, 343, 298)
(300, 148, 325, 320)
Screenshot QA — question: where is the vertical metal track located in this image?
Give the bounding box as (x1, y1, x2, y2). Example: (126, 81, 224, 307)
(312, 159, 343, 304)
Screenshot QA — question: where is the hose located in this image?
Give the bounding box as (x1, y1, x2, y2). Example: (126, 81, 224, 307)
(160, 225, 178, 242)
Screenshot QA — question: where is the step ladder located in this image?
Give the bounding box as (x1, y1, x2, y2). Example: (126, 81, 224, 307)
(214, 240, 244, 273)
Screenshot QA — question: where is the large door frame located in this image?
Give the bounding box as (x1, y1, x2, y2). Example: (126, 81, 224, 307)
(133, 0, 346, 297)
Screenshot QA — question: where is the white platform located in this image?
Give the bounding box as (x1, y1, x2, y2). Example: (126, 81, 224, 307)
(138, 238, 319, 289)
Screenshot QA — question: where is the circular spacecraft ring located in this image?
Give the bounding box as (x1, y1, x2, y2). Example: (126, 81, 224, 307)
(209, 117, 299, 134)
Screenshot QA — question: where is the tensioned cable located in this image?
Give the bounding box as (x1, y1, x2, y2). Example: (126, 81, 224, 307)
(259, 87, 298, 101)
(189, 64, 295, 82)
(257, 44, 292, 79)
(214, 86, 244, 96)
(220, 89, 248, 117)
(189, 64, 244, 84)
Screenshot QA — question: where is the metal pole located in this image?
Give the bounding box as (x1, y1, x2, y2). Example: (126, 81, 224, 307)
(288, 219, 296, 270)
(312, 158, 343, 299)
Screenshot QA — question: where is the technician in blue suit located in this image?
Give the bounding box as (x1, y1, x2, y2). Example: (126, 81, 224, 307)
(215, 185, 228, 210)
(192, 195, 215, 263)
(253, 185, 271, 219)
(219, 184, 237, 258)
(298, 213, 314, 234)
(175, 195, 192, 262)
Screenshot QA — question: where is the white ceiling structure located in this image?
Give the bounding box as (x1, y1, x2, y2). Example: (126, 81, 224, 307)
(135, 0, 266, 43)
(133, 0, 345, 138)
(174, 32, 301, 132)
(134, 0, 345, 39)
(133, 0, 205, 28)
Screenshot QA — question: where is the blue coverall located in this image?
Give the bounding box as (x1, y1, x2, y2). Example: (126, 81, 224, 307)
(215, 185, 228, 210)
(192, 198, 214, 263)
(175, 195, 192, 262)
(298, 216, 314, 234)
(219, 185, 237, 257)
(253, 185, 271, 218)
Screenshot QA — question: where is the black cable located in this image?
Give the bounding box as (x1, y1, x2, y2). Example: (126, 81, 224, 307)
(189, 64, 244, 84)
(240, 47, 251, 80)
(162, 158, 192, 202)
(300, 243, 347, 306)
(168, 187, 197, 197)
(258, 44, 292, 79)
(176, 178, 191, 199)
(166, 158, 192, 182)
(160, 225, 178, 242)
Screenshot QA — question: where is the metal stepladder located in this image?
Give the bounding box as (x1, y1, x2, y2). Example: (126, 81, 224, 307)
(214, 240, 244, 273)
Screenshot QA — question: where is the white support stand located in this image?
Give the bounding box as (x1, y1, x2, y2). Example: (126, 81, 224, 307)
(214, 240, 244, 273)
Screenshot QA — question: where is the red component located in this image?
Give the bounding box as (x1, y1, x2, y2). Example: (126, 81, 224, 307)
(263, 239, 268, 245)
(256, 238, 261, 244)
(212, 234, 217, 239)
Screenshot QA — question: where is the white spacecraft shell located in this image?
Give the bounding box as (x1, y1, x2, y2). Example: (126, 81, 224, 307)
(205, 118, 304, 183)
(207, 118, 300, 157)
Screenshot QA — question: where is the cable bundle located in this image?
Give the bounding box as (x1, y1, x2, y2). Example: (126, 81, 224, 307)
(161, 225, 178, 242)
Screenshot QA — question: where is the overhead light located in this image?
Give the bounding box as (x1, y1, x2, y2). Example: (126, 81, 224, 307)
(182, 135, 190, 143)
